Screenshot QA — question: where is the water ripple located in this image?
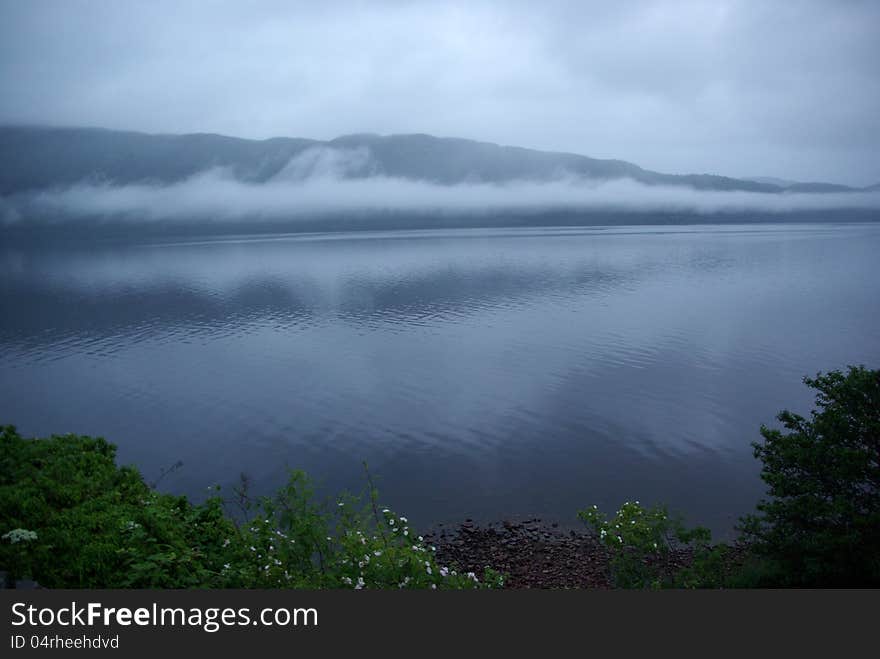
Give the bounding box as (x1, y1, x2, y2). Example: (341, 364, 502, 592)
(1, 223, 878, 534)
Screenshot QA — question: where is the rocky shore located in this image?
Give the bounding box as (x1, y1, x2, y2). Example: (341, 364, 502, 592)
(425, 518, 750, 589)
(425, 518, 613, 589)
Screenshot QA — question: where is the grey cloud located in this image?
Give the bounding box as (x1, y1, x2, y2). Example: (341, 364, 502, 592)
(1, 1, 878, 184)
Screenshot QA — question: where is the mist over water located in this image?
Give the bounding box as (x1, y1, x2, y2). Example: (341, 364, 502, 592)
(2, 222, 879, 535)
(4, 146, 880, 227)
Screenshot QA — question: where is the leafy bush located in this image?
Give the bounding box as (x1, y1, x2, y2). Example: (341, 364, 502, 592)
(739, 366, 880, 586)
(0, 426, 503, 589)
(578, 501, 727, 588)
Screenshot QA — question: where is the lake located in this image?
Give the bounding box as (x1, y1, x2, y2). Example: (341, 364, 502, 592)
(2, 223, 878, 537)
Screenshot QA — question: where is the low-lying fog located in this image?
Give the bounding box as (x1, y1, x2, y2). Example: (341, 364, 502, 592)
(3, 147, 880, 225)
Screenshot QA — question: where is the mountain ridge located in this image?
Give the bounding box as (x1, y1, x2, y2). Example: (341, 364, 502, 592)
(0, 124, 874, 195)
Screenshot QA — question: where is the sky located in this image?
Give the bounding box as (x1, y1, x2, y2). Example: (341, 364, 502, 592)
(1, 0, 878, 185)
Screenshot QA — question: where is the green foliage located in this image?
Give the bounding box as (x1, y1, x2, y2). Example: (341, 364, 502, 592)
(0, 425, 244, 587)
(578, 501, 726, 588)
(739, 366, 880, 586)
(0, 426, 502, 589)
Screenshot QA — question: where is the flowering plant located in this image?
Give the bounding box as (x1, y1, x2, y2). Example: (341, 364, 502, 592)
(223, 468, 504, 589)
(578, 501, 719, 588)
(0, 426, 503, 589)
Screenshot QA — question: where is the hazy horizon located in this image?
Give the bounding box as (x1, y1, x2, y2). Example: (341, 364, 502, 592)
(2, 1, 879, 186)
(6, 122, 880, 190)
(3, 141, 880, 228)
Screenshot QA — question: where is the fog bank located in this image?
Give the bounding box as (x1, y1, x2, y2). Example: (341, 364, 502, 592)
(4, 148, 880, 227)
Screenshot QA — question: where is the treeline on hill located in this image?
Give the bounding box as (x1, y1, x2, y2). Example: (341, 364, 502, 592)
(1, 366, 878, 588)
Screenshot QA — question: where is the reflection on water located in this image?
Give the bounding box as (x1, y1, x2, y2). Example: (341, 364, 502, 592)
(2, 224, 879, 535)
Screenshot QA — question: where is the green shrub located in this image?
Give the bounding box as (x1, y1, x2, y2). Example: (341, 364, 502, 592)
(738, 366, 880, 586)
(577, 501, 727, 588)
(0, 426, 503, 589)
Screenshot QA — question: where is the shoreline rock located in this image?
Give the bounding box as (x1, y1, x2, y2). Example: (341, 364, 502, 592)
(424, 518, 613, 589)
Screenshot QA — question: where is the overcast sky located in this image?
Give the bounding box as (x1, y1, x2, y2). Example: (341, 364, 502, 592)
(1, 0, 878, 185)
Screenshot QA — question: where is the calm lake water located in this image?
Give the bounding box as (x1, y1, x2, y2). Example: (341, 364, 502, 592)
(2, 223, 879, 536)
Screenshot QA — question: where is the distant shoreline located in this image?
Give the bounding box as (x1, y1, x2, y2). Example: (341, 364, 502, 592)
(4, 209, 879, 245)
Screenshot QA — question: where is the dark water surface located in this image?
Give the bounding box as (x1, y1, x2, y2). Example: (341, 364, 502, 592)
(2, 223, 878, 536)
